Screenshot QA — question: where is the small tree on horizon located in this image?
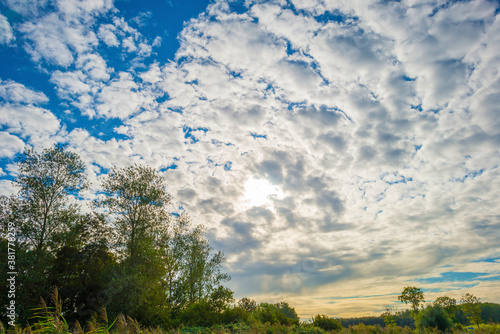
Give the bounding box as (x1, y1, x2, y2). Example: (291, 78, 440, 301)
(398, 286, 425, 316)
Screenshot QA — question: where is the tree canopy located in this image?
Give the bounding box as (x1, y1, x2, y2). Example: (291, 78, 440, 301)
(398, 286, 425, 315)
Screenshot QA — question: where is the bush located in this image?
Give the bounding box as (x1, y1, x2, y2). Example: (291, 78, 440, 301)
(415, 304, 454, 333)
(178, 300, 218, 327)
(255, 302, 300, 326)
(345, 323, 384, 333)
(312, 314, 343, 331)
(220, 306, 250, 324)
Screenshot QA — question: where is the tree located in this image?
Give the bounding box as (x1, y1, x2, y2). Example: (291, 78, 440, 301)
(415, 304, 454, 332)
(94, 164, 171, 266)
(47, 213, 117, 323)
(461, 293, 482, 327)
(95, 164, 175, 324)
(209, 285, 234, 313)
(398, 286, 425, 315)
(95, 164, 231, 325)
(238, 297, 257, 312)
(434, 296, 457, 320)
(0, 144, 88, 323)
(177, 222, 230, 306)
(434, 296, 457, 310)
(12, 143, 88, 260)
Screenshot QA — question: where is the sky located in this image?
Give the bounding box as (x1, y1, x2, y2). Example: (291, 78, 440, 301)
(1, 0, 500, 319)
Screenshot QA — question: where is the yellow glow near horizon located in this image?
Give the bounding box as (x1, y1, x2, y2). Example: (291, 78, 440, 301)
(243, 177, 284, 208)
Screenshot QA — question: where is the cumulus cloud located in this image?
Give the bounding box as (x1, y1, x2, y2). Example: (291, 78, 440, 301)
(0, 79, 48, 104)
(0, 103, 60, 135)
(1, 0, 500, 318)
(0, 132, 25, 158)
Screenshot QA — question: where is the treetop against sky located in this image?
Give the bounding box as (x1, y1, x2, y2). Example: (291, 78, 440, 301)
(1, 0, 500, 318)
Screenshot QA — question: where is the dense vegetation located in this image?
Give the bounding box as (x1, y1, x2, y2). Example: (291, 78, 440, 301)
(1, 145, 500, 333)
(0, 144, 235, 329)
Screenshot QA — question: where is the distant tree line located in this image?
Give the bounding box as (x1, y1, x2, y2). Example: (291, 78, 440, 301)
(394, 286, 500, 332)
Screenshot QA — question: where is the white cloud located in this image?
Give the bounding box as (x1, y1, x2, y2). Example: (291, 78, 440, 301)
(19, 13, 98, 66)
(95, 72, 158, 119)
(76, 53, 111, 81)
(0, 179, 18, 196)
(0, 79, 48, 104)
(56, 0, 113, 20)
(0, 14, 15, 45)
(51, 70, 91, 97)
(0, 132, 25, 158)
(0, 103, 60, 136)
(2, 0, 50, 17)
(2, 0, 500, 318)
(97, 23, 120, 46)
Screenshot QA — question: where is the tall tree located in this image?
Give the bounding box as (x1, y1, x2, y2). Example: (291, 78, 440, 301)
(461, 293, 482, 327)
(0, 143, 88, 323)
(94, 164, 173, 324)
(94, 164, 171, 266)
(13, 143, 88, 260)
(179, 223, 230, 305)
(398, 286, 425, 315)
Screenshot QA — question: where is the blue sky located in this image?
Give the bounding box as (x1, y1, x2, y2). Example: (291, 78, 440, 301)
(1, 0, 500, 318)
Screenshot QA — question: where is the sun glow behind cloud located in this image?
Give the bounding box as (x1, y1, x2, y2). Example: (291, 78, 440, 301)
(242, 177, 284, 208)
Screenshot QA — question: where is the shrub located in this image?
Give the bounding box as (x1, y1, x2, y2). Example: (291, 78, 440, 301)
(312, 314, 343, 331)
(220, 306, 250, 324)
(345, 323, 384, 333)
(415, 304, 454, 333)
(178, 300, 218, 327)
(255, 302, 300, 326)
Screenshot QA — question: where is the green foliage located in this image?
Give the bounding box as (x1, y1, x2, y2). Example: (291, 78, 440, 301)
(415, 304, 454, 333)
(13, 143, 88, 255)
(383, 314, 396, 328)
(175, 222, 230, 307)
(434, 296, 457, 321)
(461, 293, 482, 327)
(220, 306, 250, 325)
(179, 300, 218, 327)
(239, 297, 257, 312)
(398, 286, 425, 315)
(339, 323, 383, 333)
(1, 146, 232, 329)
(434, 296, 457, 309)
(47, 213, 117, 323)
(30, 289, 70, 333)
(481, 302, 500, 323)
(94, 163, 172, 266)
(312, 314, 343, 331)
(255, 302, 300, 326)
(0, 144, 89, 324)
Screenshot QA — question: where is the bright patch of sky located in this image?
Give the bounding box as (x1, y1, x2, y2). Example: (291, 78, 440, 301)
(1, 0, 500, 318)
(243, 177, 284, 208)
